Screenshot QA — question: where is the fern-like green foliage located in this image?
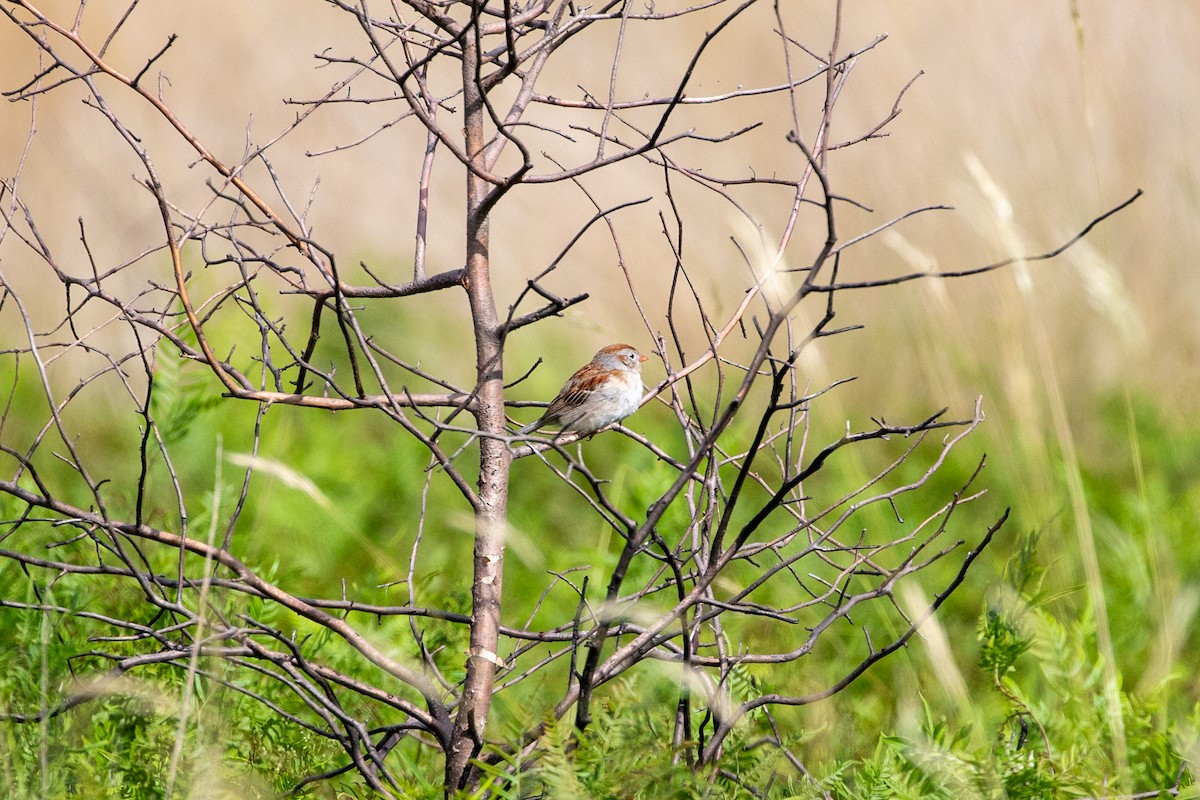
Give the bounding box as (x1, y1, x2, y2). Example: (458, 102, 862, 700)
(2, 360, 1196, 799)
(978, 603, 1030, 680)
(148, 332, 222, 445)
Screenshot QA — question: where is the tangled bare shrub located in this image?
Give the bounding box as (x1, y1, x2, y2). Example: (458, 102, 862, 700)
(0, 0, 1136, 794)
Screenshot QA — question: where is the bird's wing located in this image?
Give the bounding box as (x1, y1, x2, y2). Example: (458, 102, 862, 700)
(543, 368, 598, 418)
(519, 364, 616, 433)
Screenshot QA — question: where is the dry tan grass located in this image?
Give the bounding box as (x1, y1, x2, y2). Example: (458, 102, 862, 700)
(1, 2, 1193, 410)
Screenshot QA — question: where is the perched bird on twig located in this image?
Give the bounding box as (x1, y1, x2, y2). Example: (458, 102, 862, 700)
(516, 343, 647, 437)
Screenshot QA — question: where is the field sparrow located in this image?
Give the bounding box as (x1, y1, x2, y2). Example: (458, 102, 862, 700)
(516, 343, 648, 437)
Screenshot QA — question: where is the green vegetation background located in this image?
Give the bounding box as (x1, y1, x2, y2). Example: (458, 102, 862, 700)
(1, 299, 1196, 798)
(1, 3, 1198, 797)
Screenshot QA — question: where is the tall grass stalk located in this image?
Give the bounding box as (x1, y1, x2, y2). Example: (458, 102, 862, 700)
(967, 155, 1130, 788)
(38, 585, 50, 800)
(898, 585, 975, 731)
(165, 436, 224, 797)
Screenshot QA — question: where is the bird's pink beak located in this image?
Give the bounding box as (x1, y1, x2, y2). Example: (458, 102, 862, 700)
(638, 354, 648, 362)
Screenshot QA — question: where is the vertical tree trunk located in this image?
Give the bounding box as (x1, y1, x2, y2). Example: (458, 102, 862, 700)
(444, 14, 510, 793)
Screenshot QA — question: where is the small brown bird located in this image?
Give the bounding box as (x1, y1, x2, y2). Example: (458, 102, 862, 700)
(517, 344, 647, 436)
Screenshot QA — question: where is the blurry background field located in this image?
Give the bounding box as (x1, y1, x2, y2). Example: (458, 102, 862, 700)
(1, 1, 1198, 796)
(2, 2, 1195, 405)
